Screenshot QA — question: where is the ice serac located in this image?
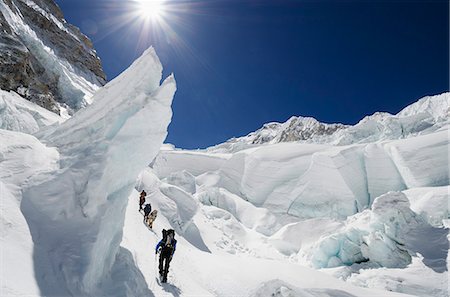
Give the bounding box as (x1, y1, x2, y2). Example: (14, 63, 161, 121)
(22, 47, 176, 296)
(307, 191, 448, 271)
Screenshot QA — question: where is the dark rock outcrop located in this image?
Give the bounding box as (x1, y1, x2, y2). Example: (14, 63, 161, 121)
(0, 0, 106, 114)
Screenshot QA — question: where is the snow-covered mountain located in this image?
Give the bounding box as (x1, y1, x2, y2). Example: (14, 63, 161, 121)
(0, 11, 448, 294)
(0, 0, 105, 116)
(210, 93, 449, 153)
(145, 92, 449, 296)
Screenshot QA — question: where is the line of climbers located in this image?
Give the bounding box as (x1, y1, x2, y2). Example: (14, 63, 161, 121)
(138, 189, 177, 283)
(139, 190, 157, 229)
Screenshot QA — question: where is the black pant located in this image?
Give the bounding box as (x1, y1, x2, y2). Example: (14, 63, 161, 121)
(159, 248, 172, 281)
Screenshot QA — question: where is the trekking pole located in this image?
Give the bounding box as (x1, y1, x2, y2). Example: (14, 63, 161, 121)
(154, 252, 158, 285)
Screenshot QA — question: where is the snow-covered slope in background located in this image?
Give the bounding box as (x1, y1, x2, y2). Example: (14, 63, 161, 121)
(210, 93, 449, 153)
(154, 128, 448, 221)
(0, 0, 105, 115)
(143, 93, 448, 296)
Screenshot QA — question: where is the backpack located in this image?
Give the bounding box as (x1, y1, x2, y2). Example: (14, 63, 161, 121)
(162, 229, 175, 249)
(144, 204, 152, 215)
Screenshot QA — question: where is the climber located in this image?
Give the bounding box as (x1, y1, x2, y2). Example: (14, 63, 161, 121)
(146, 209, 158, 229)
(156, 229, 177, 283)
(139, 190, 146, 211)
(143, 203, 152, 224)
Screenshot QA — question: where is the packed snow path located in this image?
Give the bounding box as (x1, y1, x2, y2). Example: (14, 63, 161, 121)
(122, 190, 415, 297)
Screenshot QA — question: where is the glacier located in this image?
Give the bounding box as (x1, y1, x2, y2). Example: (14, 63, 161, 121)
(0, 41, 448, 296)
(14, 47, 176, 296)
(141, 92, 448, 296)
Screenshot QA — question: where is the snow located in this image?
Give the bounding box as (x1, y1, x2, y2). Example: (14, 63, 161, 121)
(304, 190, 448, 281)
(0, 89, 64, 134)
(385, 129, 449, 188)
(397, 92, 450, 122)
(13, 47, 176, 296)
(163, 170, 197, 194)
(121, 189, 414, 297)
(153, 126, 448, 222)
(0, 1, 101, 111)
(145, 110, 448, 296)
(0, 35, 448, 296)
(0, 129, 59, 297)
(403, 186, 449, 227)
(209, 93, 450, 152)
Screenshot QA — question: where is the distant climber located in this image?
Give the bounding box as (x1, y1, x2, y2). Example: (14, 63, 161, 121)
(146, 210, 158, 229)
(143, 203, 152, 223)
(139, 190, 147, 211)
(156, 229, 177, 283)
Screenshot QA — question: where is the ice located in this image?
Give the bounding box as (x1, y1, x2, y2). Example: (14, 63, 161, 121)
(151, 148, 229, 177)
(136, 168, 210, 252)
(19, 47, 175, 296)
(121, 187, 412, 297)
(250, 279, 359, 297)
(306, 191, 448, 272)
(397, 92, 450, 122)
(403, 186, 449, 227)
(386, 129, 449, 188)
(326, 257, 448, 297)
(163, 170, 197, 194)
(0, 129, 59, 296)
(270, 218, 344, 256)
(197, 187, 280, 236)
(0, 89, 64, 133)
(153, 126, 448, 223)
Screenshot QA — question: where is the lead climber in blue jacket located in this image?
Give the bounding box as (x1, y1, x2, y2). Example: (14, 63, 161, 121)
(155, 229, 177, 283)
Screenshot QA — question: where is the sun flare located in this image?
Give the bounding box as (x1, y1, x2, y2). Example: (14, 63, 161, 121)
(137, 0, 165, 20)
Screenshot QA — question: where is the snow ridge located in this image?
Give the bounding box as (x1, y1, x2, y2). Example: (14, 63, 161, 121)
(209, 92, 449, 152)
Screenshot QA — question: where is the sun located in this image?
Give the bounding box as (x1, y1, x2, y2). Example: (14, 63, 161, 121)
(137, 0, 166, 20)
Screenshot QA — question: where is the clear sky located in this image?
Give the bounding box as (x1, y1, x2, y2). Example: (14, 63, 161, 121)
(55, 0, 449, 149)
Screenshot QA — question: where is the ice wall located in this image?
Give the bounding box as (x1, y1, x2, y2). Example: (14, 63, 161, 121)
(306, 191, 447, 270)
(153, 127, 448, 221)
(0, 89, 64, 134)
(21, 47, 176, 296)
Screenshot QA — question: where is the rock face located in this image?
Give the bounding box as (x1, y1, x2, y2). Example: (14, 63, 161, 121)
(0, 0, 106, 115)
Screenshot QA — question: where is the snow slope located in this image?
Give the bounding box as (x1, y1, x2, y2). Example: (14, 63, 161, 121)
(0, 129, 59, 296)
(143, 94, 448, 296)
(121, 189, 414, 297)
(0, 89, 64, 133)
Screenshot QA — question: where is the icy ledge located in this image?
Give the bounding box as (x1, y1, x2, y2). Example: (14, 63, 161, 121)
(21, 47, 176, 296)
(305, 191, 448, 272)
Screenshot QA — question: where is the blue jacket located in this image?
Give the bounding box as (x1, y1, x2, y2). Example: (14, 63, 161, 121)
(156, 239, 177, 255)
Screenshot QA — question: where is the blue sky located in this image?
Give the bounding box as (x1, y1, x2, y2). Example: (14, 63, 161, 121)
(56, 0, 449, 149)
